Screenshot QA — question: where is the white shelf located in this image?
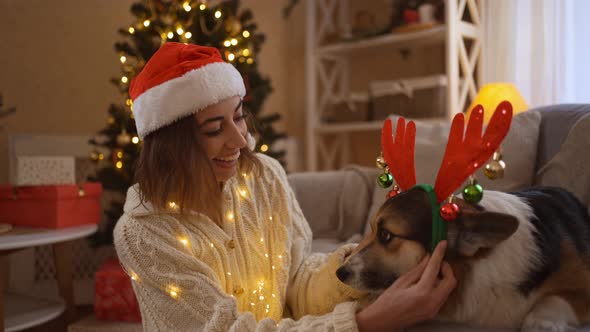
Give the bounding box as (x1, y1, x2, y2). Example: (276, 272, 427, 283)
(5, 292, 65, 332)
(0, 224, 98, 251)
(316, 26, 446, 55)
(317, 117, 447, 134)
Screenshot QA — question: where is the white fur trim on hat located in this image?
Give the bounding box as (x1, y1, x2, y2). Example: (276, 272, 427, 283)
(133, 62, 245, 139)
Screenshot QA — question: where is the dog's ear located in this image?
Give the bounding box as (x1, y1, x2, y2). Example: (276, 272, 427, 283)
(454, 211, 519, 256)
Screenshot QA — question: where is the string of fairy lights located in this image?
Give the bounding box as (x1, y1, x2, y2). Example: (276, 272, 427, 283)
(91, 0, 266, 170)
(125, 176, 284, 320)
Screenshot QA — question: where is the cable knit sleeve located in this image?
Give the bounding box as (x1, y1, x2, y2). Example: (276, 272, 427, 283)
(114, 212, 361, 332)
(258, 155, 366, 321)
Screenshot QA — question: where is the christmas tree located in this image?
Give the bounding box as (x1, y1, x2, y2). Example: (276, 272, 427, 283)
(89, 0, 286, 246)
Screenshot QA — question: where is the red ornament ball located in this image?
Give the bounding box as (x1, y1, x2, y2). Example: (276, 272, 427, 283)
(387, 189, 399, 199)
(440, 202, 460, 221)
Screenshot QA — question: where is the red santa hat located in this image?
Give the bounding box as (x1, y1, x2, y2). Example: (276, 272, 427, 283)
(129, 42, 246, 139)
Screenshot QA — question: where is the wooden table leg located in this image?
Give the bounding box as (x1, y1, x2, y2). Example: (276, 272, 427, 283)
(0, 252, 8, 332)
(53, 241, 77, 326)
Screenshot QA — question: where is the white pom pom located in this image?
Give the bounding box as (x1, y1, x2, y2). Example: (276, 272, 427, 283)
(246, 132, 256, 151)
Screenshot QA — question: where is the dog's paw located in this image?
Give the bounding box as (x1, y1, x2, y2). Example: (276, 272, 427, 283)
(521, 317, 576, 332)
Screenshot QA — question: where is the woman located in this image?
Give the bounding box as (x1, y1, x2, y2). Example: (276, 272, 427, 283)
(114, 42, 456, 331)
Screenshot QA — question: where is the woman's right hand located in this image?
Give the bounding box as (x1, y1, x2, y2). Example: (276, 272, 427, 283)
(355, 241, 457, 332)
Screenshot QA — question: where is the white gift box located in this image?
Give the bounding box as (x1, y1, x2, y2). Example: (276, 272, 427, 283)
(15, 156, 76, 186)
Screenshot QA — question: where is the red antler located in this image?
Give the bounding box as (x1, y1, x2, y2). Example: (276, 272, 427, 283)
(381, 117, 417, 190)
(433, 101, 513, 203)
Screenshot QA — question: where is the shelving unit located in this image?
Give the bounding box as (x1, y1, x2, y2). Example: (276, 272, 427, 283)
(305, 0, 484, 170)
(5, 293, 65, 332)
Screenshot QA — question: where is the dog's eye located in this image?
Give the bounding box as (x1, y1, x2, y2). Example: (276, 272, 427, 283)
(378, 229, 393, 244)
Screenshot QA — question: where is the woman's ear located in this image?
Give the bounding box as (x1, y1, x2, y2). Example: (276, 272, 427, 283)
(246, 132, 256, 151)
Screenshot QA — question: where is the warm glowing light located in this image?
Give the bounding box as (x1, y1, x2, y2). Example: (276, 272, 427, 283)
(183, 2, 191, 12)
(184, 32, 192, 38)
(269, 216, 273, 220)
(260, 144, 269, 152)
(246, 58, 254, 64)
(215, 10, 222, 18)
(130, 271, 139, 281)
(178, 237, 188, 246)
(121, 76, 128, 83)
(259, 295, 264, 301)
(116, 161, 123, 169)
(132, 136, 140, 144)
(120, 56, 127, 63)
(223, 40, 231, 47)
(176, 27, 184, 35)
(126, 98, 133, 106)
(167, 32, 174, 39)
(210, 242, 214, 248)
(242, 49, 250, 57)
(242, 30, 250, 38)
(239, 189, 247, 197)
(116, 151, 123, 158)
(143, 20, 150, 27)
(278, 255, 282, 259)
(227, 272, 231, 276)
(230, 38, 238, 46)
(227, 212, 234, 221)
(199, 3, 206, 10)
(128, 27, 135, 34)
(260, 237, 264, 242)
(264, 253, 269, 258)
(167, 285, 180, 299)
(228, 53, 235, 61)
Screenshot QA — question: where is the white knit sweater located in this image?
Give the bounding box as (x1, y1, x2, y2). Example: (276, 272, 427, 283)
(114, 154, 364, 331)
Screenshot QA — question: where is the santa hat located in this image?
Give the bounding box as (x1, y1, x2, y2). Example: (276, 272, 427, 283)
(129, 42, 246, 139)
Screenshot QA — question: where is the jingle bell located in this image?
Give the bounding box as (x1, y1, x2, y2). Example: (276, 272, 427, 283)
(377, 172, 393, 188)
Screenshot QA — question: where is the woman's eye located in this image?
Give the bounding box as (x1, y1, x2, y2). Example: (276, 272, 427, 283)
(204, 128, 222, 137)
(378, 229, 393, 244)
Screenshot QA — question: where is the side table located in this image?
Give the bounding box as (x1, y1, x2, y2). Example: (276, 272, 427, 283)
(0, 224, 98, 332)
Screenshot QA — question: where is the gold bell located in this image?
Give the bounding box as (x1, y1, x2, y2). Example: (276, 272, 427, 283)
(484, 152, 506, 180)
(376, 152, 387, 169)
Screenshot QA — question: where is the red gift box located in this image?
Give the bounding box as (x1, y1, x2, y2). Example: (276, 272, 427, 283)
(95, 258, 141, 322)
(0, 182, 102, 228)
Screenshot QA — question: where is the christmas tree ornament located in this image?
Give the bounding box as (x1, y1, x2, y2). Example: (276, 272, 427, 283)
(112, 148, 124, 165)
(484, 151, 506, 180)
(224, 15, 242, 36)
(377, 171, 393, 188)
(376, 152, 387, 169)
(440, 199, 460, 221)
(462, 177, 483, 204)
(387, 185, 401, 199)
(117, 130, 132, 146)
(90, 150, 100, 162)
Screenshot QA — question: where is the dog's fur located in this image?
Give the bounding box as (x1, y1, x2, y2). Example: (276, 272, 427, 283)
(337, 186, 590, 331)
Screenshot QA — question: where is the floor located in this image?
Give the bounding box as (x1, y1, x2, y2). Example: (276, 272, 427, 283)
(23, 305, 93, 332)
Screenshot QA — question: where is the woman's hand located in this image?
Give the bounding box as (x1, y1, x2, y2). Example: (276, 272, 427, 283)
(355, 241, 457, 332)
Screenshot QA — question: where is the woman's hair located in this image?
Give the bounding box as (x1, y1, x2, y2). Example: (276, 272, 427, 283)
(134, 113, 261, 224)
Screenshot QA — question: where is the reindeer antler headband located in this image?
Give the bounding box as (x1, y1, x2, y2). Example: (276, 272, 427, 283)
(378, 101, 514, 252)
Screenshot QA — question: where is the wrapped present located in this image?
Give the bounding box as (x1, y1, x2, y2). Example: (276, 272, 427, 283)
(14, 156, 76, 186)
(0, 182, 102, 228)
(95, 258, 141, 323)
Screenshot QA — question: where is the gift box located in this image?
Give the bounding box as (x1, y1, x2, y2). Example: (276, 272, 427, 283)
(95, 258, 141, 323)
(0, 182, 102, 228)
(14, 156, 76, 186)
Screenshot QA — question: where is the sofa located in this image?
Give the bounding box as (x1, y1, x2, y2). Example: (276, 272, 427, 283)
(287, 104, 590, 331)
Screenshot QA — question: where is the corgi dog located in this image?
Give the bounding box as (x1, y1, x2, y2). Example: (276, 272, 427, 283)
(337, 185, 590, 331)
(337, 103, 590, 331)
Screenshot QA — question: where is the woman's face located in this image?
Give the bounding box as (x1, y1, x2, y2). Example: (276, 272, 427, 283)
(196, 96, 248, 182)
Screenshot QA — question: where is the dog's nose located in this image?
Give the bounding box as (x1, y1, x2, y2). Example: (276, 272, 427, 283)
(336, 267, 350, 282)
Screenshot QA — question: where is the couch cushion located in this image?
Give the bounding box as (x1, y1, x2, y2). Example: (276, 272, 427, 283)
(288, 166, 373, 241)
(365, 110, 542, 235)
(534, 104, 590, 170)
(535, 113, 590, 207)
